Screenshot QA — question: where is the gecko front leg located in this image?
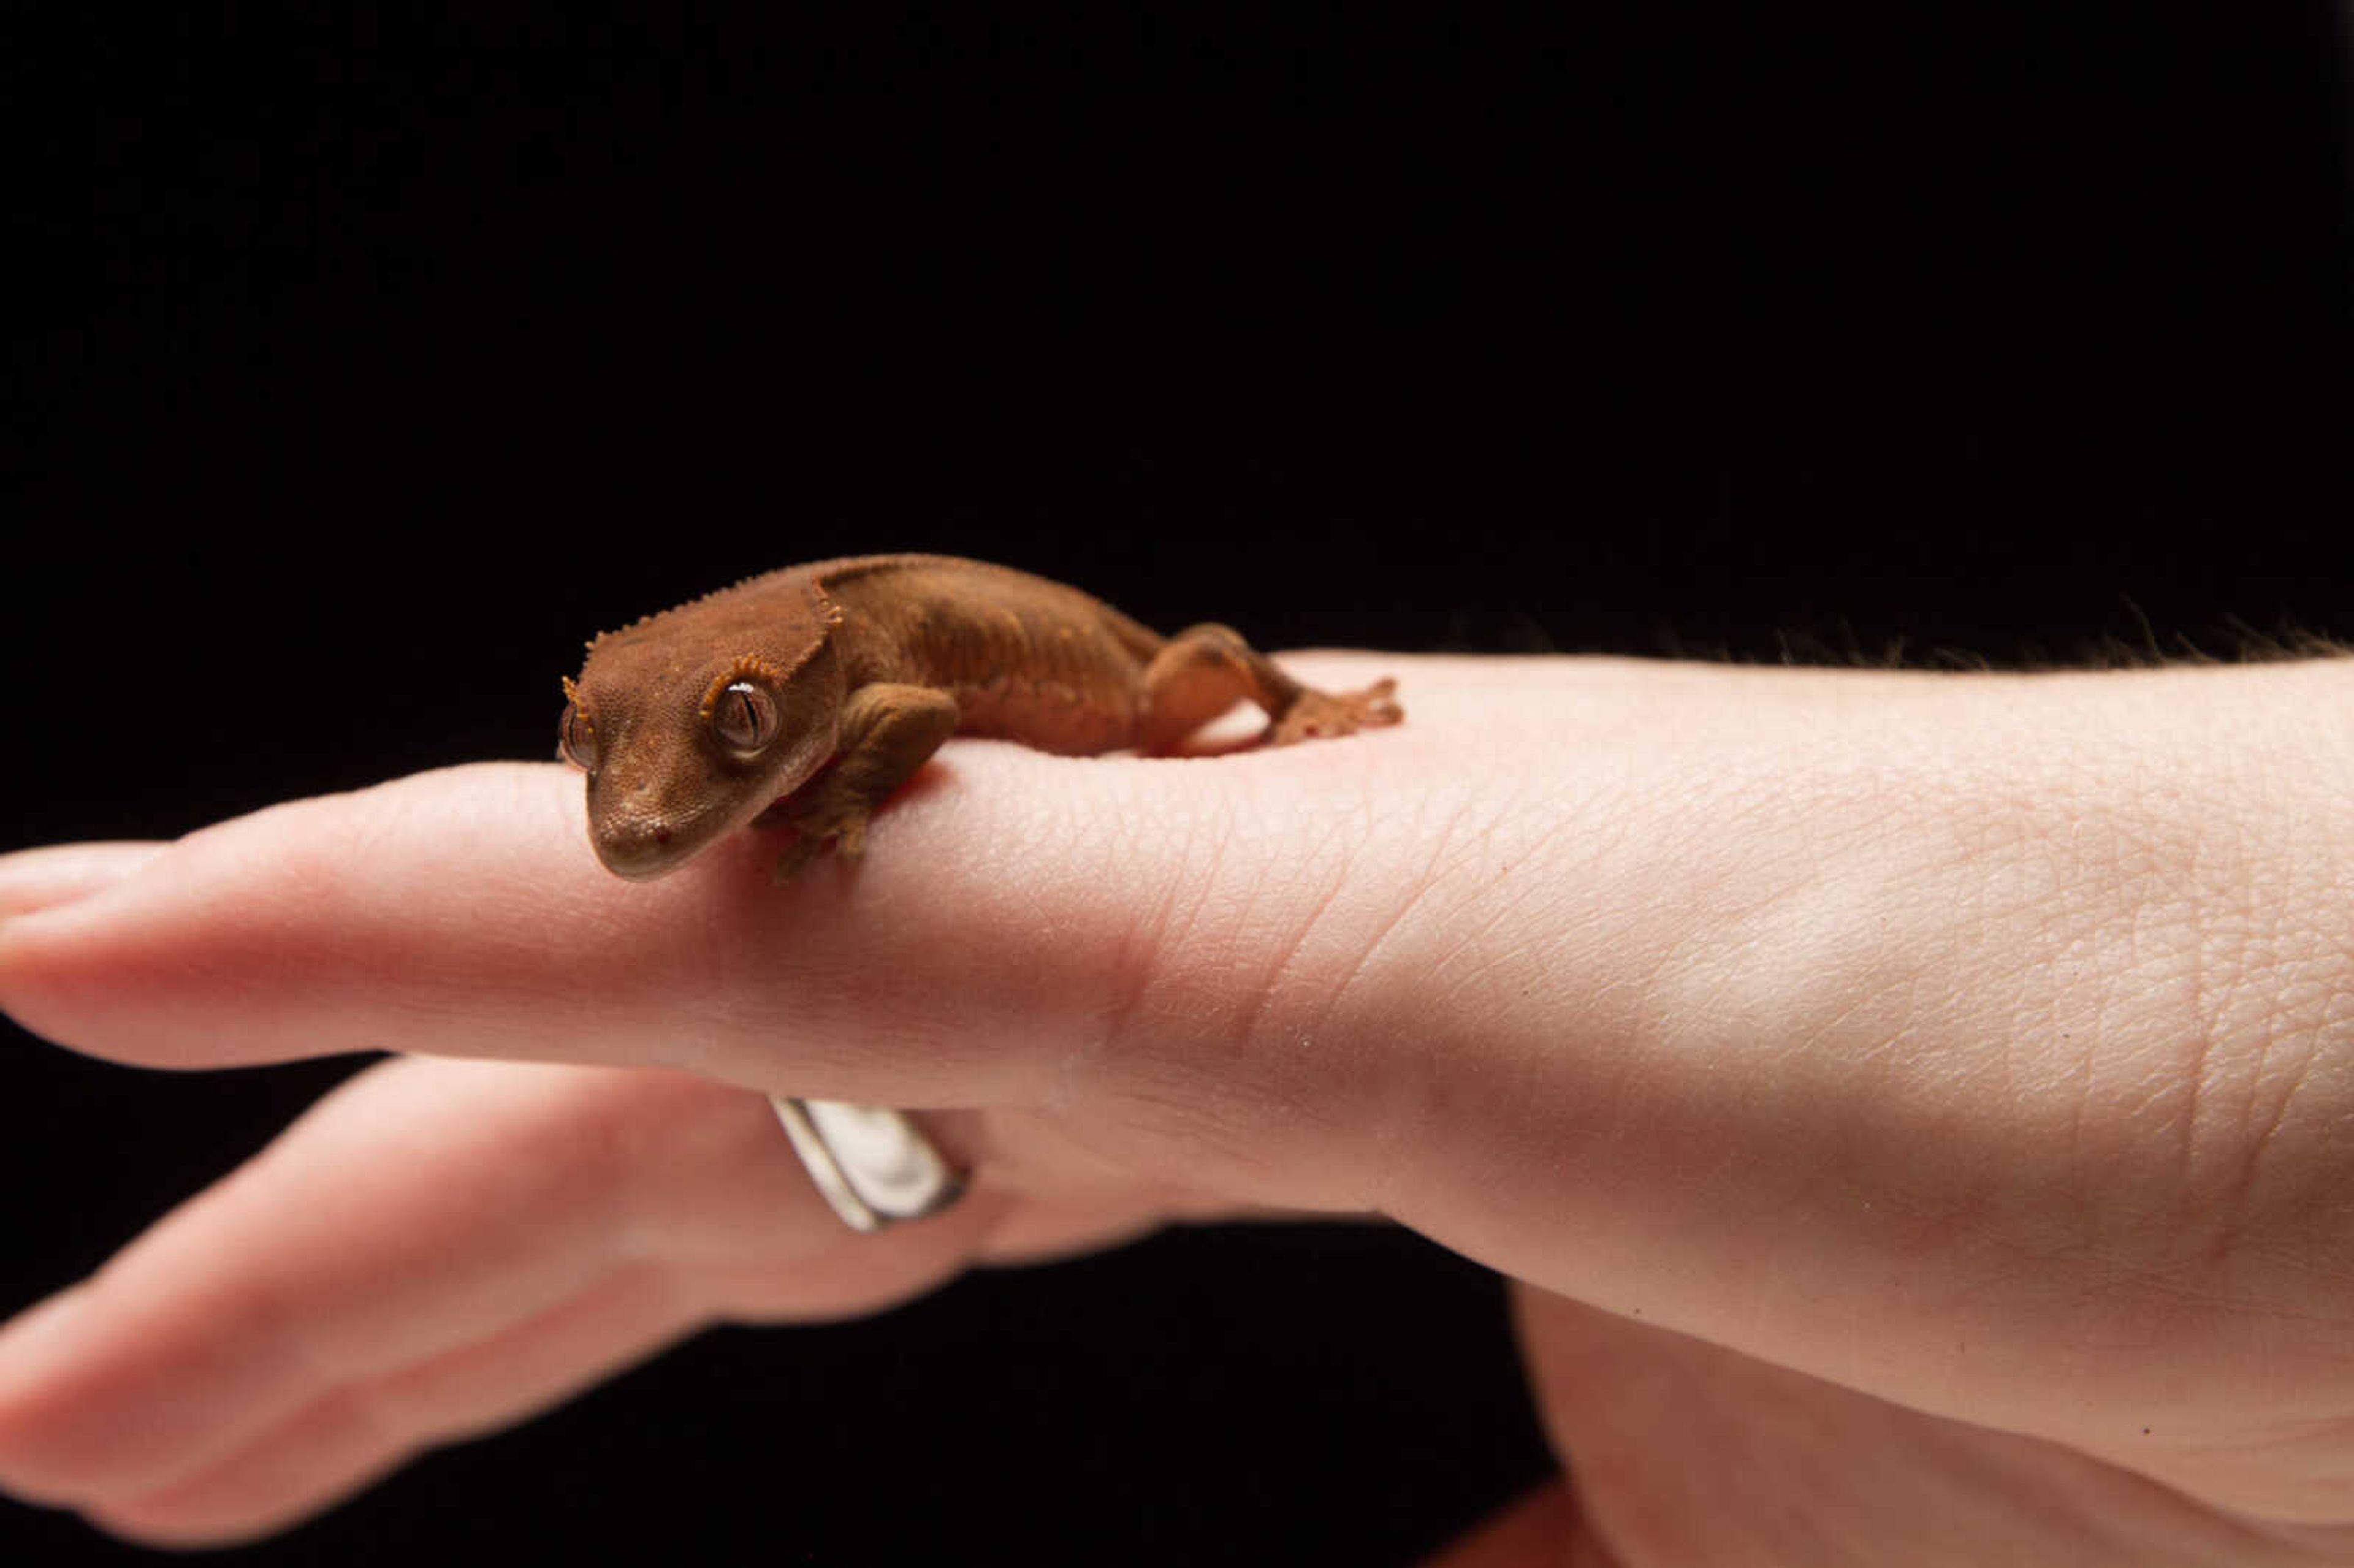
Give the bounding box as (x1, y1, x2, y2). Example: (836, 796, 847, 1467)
(761, 683, 961, 880)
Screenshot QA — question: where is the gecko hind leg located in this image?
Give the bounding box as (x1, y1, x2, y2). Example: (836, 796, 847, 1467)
(1134, 623, 1403, 753)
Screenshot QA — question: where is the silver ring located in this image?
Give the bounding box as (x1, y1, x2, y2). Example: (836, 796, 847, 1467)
(770, 1097, 967, 1233)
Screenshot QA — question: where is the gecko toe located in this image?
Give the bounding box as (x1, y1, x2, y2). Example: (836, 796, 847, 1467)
(1269, 680, 1406, 745)
(772, 839, 821, 883)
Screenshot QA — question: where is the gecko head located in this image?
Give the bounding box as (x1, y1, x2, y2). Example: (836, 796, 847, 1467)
(560, 588, 847, 880)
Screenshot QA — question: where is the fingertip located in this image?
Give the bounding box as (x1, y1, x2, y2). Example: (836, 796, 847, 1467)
(0, 1285, 93, 1400)
(0, 843, 178, 1067)
(78, 1491, 330, 1552)
(0, 843, 167, 922)
(0, 1286, 102, 1498)
(77, 1461, 386, 1553)
(0, 891, 156, 1070)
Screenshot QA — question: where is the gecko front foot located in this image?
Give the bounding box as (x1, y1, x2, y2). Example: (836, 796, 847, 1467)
(1269, 679, 1403, 745)
(772, 834, 824, 883)
(767, 793, 874, 882)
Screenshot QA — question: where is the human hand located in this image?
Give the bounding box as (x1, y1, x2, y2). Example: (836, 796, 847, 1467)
(4, 654, 2354, 1565)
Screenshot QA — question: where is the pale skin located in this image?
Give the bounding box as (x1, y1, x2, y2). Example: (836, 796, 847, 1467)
(4, 655, 2354, 1564)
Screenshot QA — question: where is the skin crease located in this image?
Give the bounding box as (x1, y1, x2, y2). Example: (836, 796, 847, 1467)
(2, 655, 2354, 1562)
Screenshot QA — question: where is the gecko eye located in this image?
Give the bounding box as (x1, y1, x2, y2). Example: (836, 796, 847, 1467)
(559, 704, 599, 772)
(711, 680, 779, 756)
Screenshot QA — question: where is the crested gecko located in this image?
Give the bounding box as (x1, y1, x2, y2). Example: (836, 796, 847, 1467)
(559, 554, 1403, 882)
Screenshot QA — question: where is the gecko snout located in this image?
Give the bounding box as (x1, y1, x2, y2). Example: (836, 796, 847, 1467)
(579, 747, 702, 876)
(584, 778, 691, 879)
(592, 820, 684, 880)
(585, 766, 744, 879)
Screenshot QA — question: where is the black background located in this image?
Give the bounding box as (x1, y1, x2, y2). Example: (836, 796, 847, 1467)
(4, 5, 2350, 1564)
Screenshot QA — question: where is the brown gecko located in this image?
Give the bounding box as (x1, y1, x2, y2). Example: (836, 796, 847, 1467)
(558, 554, 1402, 881)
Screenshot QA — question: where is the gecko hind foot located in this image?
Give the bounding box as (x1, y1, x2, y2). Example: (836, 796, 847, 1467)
(1269, 679, 1403, 745)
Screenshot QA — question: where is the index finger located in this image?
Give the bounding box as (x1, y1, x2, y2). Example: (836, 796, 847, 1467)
(0, 650, 1430, 1128)
(0, 758, 1135, 1108)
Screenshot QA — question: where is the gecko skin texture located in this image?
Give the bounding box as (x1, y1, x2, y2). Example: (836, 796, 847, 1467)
(560, 554, 1404, 880)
